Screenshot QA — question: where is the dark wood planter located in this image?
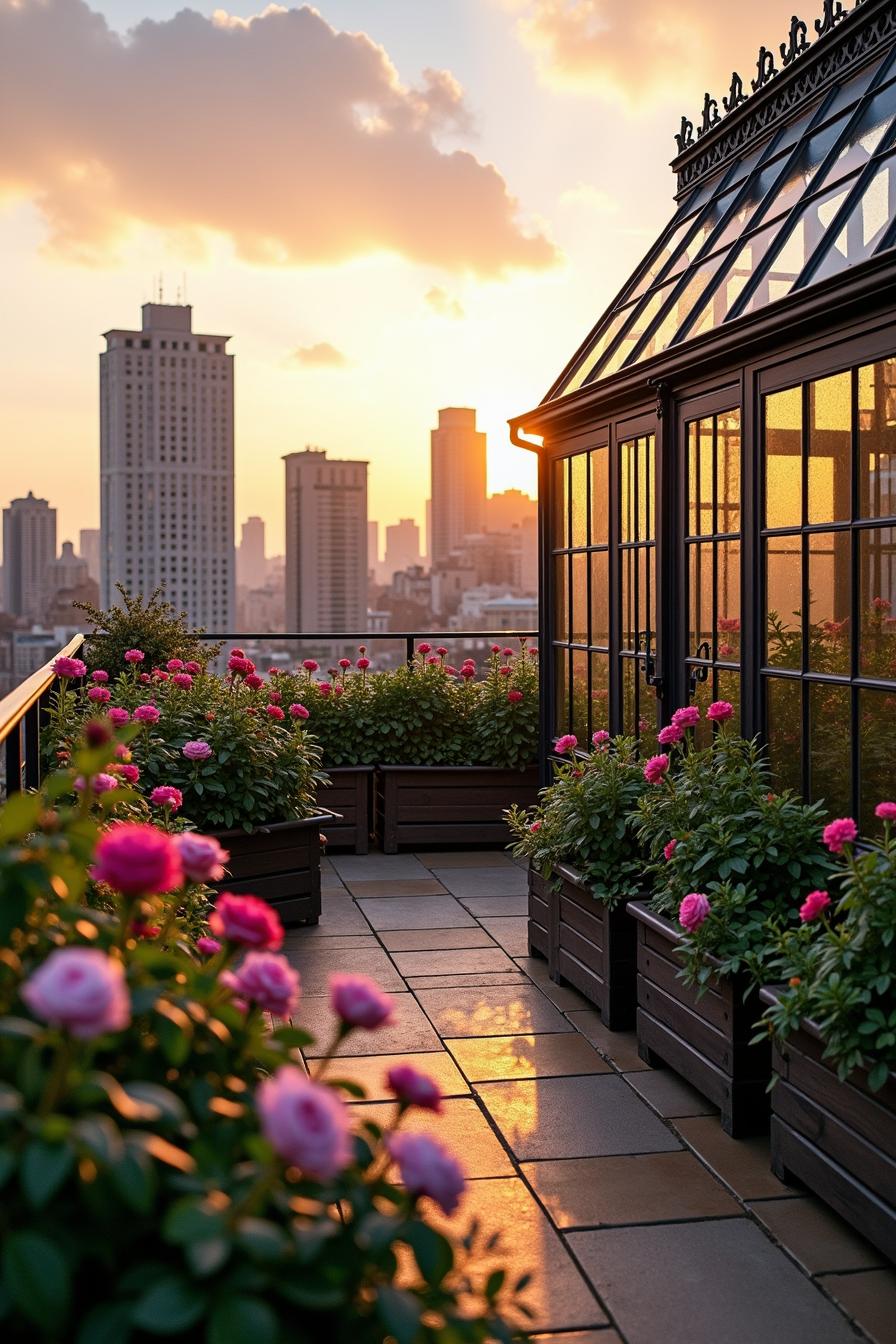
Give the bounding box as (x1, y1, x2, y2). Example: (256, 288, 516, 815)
(376, 765, 539, 854)
(211, 812, 336, 926)
(319, 767, 372, 854)
(630, 902, 770, 1137)
(528, 864, 638, 1030)
(761, 988, 896, 1262)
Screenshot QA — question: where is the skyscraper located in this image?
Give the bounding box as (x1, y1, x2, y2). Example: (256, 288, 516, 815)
(2, 492, 57, 620)
(284, 449, 368, 632)
(237, 516, 266, 591)
(100, 303, 234, 629)
(78, 528, 101, 584)
(383, 518, 421, 580)
(429, 408, 486, 564)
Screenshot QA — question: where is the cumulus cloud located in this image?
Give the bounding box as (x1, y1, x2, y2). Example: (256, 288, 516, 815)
(290, 342, 349, 368)
(0, 0, 556, 274)
(425, 286, 465, 319)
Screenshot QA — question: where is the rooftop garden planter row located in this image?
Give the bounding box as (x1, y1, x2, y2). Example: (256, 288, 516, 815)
(761, 989, 896, 1263)
(377, 765, 539, 853)
(630, 903, 771, 1137)
(528, 863, 638, 1030)
(319, 765, 373, 854)
(210, 811, 337, 926)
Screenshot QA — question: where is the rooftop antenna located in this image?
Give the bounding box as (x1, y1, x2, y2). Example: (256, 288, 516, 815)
(157, 273, 164, 303)
(182, 272, 188, 305)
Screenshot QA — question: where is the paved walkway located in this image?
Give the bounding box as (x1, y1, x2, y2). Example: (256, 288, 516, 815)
(286, 849, 895, 1344)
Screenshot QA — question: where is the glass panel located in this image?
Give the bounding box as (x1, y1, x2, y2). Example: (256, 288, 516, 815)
(620, 547, 636, 650)
(636, 248, 732, 361)
(599, 285, 676, 379)
(860, 526, 896, 679)
(765, 386, 803, 528)
(571, 552, 588, 644)
(640, 546, 656, 644)
(572, 650, 589, 741)
(553, 554, 569, 641)
(829, 87, 896, 182)
(645, 436, 656, 540)
(621, 659, 635, 737)
(626, 211, 700, 302)
(558, 304, 633, 397)
(738, 176, 858, 314)
(590, 551, 609, 647)
(590, 446, 610, 544)
(620, 439, 635, 544)
(590, 652, 610, 734)
(809, 682, 852, 818)
(808, 532, 851, 675)
(812, 151, 896, 284)
(766, 534, 802, 669)
(571, 452, 588, 548)
(554, 647, 569, 737)
(718, 409, 741, 535)
(691, 675, 714, 750)
(767, 677, 803, 794)
(640, 679, 660, 740)
(859, 687, 896, 831)
(858, 357, 896, 518)
(689, 542, 713, 658)
(808, 371, 852, 524)
(687, 421, 699, 536)
(761, 114, 850, 222)
(716, 540, 741, 660)
(716, 668, 742, 733)
(552, 457, 568, 548)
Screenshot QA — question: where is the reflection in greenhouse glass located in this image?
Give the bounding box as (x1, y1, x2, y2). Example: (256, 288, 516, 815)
(590, 446, 610, 544)
(697, 420, 714, 534)
(689, 542, 713, 656)
(687, 421, 699, 535)
(858, 358, 896, 518)
(621, 549, 637, 650)
(557, 305, 632, 397)
(637, 249, 731, 361)
(639, 547, 656, 639)
(572, 650, 589, 742)
(718, 410, 741, 535)
(739, 178, 856, 315)
(767, 677, 803, 794)
(716, 669, 742, 733)
(645, 437, 656, 539)
(808, 532, 851, 674)
(599, 286, 674, 379)
(552, 457, 568, 548)
(590, 551, 609, 647)
(625, 211, 700, 303)
(571, 553, 588, 644)
(554, 648, 569, 737)
(622, 659, 636, 737)
(692, 677, 714, 749)
(766, 535, 802, 668)
(859, 527, 896, 680)
(829, 88, 896, 181)
(716, 540, 741, 659)
(553, 554, 569, 641)
(859, 687, 896, 832)
(571, 453, 588, 548)
(808, 372, 852, 523)
(591, 653, 610, 733)
(765, 386, 803, 528)
(620, 439, 636, 544)
(810, 682, 852, 820)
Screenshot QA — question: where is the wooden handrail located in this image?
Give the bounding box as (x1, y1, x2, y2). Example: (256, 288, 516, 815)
(0, 633, 85, 747)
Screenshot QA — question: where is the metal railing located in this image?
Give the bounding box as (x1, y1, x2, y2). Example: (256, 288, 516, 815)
(0, 633, 85, 797)
(202, 630, 538, 667)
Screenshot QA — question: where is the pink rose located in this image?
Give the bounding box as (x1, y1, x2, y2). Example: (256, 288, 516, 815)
(118, 764, 140, 786)
(223, 951, 300, 1017)
(75, 772, 119, 795)
(592, 730, 610, 746)
(357, 657, 371, 670)
(166, 659, 184, 671)
(268, 691, 282, 704)
(302, 659, 319, 672)
(679, 892, 711, 932)
(799, 889, 831, 923)
(133, 704, 160, 724)
(671, 705, 700, 729)
(196, 936, 222, 956)
(707, 700, 734, 722)
(338, 658, 351, 670)
(91, 670, 109, 683)
(388, 1133, 465, 1214)
(643, 753, 670, 785)
(230, 647, 246, 658)
(92, 822, 183, 896)
(875, 801, 896, 822)
(108, 707, 130, 726)
(657, 723, 684, 746)
(153, 669, 169, 682)
(498, 665, 512, 677)
(529, 819, 542, 833)
(822, 817, 858, 853)
(182, 740, 213, 762)
(139, 672, 151, 684)
(330, 973, 393, 1028)
(257, 1066, 351, 1180)
(174, 832, 229, 883)
(507, 690, 523, 703)
(228, 655, 253, 675)
(502, 647, 514, 658)
(151, 786, 183, 811)
(266, 704, 285, 720)
(555, 734, 578, 755)
(417, 643, 432, 655)
(209, 893, 284, 950)
(124, 649, 144, 664)
(459, 664, 475, 679)
(333, 685, 344, 697)
(318, 682, 332, 696)
(245, 673, 264, 690)
(22, 947, 130, 1039)
(53, 656, 87, 679)
(387, 1064, 443, 1113)
(490, 644, 501, 654)
(172, 673, 193, 689)
(184, 661, 201, 675)
(663, 838, 677, 862)
(436, 646, 447, 657)
(289, 703, 310, 719)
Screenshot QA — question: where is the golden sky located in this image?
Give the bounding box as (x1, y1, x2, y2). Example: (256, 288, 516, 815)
(0, 0, 791, 553)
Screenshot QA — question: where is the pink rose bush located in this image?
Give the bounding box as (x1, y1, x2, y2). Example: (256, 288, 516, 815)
(678, 892, 711, 931)
(799, 889, 831, 923)
(223, 951, 300, 1017)
(388, 1133, 466, 1214)
(387, 1063, 443, 1112)
(258, 1066, 352, 1179)
(174, 831, 229, 883)
(91, 822, 183, 896)
(22, 947, 131, 1038)
(210, 892, 284, 950)
(330, 973, 394, 1028)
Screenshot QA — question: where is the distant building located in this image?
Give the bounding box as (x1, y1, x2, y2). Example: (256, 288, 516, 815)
(78, 528, 101, 584)
(284, 448, 368, 632)
(237, 516, 266, 591)
(485, 489, 537, 533)
(44, 541, 99, 624)
(455, 587, 538, 632)
(383, 518, 421, 581)
(368, 521, 379, 569)
(430, 408, 486, 565)
(100, 302, 235, 630)
(2, 492, 56, 620)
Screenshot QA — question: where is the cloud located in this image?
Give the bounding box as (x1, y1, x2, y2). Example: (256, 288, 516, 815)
(290, 341, 349, 368)
(0, 0, 557, 275)
(425, 285, 465, 319)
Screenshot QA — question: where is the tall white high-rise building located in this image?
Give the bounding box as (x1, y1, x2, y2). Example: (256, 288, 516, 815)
(430, 408, 486, 565)
(284, 449, 368, 632)
(237, 516, 266, 591)
(2, 492, 57, 620)
(100, 303, 235, 629)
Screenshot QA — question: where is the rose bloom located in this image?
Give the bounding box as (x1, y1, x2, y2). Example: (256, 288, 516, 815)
(257, 1066, 351, 1180)
(230, 647, 246, 658)
(133, 704, 160, 725)
(417, 643, 432, 655)
(172, 672, 193, 689)
(318, 682, 332, 696)
(245, 673, 264, 690)
(209, 893, 284, 950)
(124, 649, 144, 664)
(268, 690, 282, 704)
(671, 705, 701, 729)
(875, 801, 896, 822)
(555, 733, 578, 755)
(663, 838, 678, 862)
(302, 659, 319, 672)
(643, 753, 670, 784)
(800, 889, 831, 923)
(118, 764, 140, 786)
(333, 685, 344, 697)
(388, 1132, 465, 1215)
(679, 892, 711, 932)
(823, 817, 858, 853)
(185, 660, 201, 675)
(436, 646, 447, 657)
(459, 664, 476, 680)
(592, 730, 610, 746)
(92, 822, 183, 896)
(175, 832, 229, 883)
(387, 1064, 443, 1112)
(75, 772, 119, 795)
(330, 973, 394, 1028)
(182, 740, 213, 762)
(490, 644, 501, 654)
(707, 700, 734, 722)
(108, 707, 130, 726)
(22, 947, 130, 1039)
(338, 658, 352, 670)
(719, 643, 734, 658)
(498, 665, 512, 677)
(196, 936, 222, 956)
(114, 743, 131, 761)
(166, 659, 184, 671)
(507, 689, 524, 703)
(266, 704, 285, 720)
(657, 723, 684, 746)
(91, 670, 109, 683)
(153, 669, 170, 682)
(151, 785, 183, 811)
(85, 720, 112, 748)
(424, 656, 439, 666)
(289, 703, 310, 719)
(529, 819, 542, 833)
(139, 672, 151, 684)
(357, 657, 371, 670)
(53, 655, 87, 679)
(224, 951, 300, 1017)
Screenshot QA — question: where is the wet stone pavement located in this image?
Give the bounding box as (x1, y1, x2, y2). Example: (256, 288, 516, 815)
(284, 849, 896, 1344)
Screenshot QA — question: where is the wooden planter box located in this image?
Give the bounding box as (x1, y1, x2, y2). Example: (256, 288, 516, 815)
(761, 988, 896, 1262)
(319, 767, 372, 854)
(211, 812, 336, 926)
(528, 864, 638, 1030)
(376, 765, 539, 854)
(630, 902, 770, 1137)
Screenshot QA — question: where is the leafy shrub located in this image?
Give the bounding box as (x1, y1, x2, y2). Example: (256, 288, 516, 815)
(74, 586, 221, 673)
(0, 741, 529, 1342)
(506, 733, 648, 907)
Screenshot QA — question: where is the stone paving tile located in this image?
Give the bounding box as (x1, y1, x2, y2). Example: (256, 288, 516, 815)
(355, 1098, 514, 1177)
(568, 1219, 859, 1344)
(818, 1268, 896, 1344)
(534, 980, 593, 1012)
(344, 878, 449, 898)
(284, 942, 403, 995)
(524, 1150, 741, 1229)
(415, 851, 517, 868)
(391, 947, 517, 978)
(532, 1334, 622, 1343)
(379, 927, 498, 951)
(415, 985, 573, 1038)
(748, 1196, 886, 1274)
(448, 1032, 610, 1082)
(331, 854, 432, 880)
(296, 895, 371, 937)
(431, 867, 529, 897)
(514, 956, 553, 982)
(477, 916, 531, 956)
(430, 1177, 607, 1333)
(477, 1075, 682, 1162)
(673, 1116, 795, 1201)
(566, 1011, 650, 1072)
(406, 972, 530, 990)
(301, 992, 441, 1057)
(332, 1050, 470, 1100)
(457, 895, 529, 917)
(357, 895, 477, 930)
(283, 932, 376, 953)
(623, 1068, 718, 1118)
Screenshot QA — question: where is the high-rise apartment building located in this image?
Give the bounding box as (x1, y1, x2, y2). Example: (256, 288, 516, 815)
(78, 528, 101, 584)
(100, 303, 235, 629)
(383, 518, 421, 581)
(284, 449, 368, 632)
(430, 408, 486, 565)
(2, 492, 57, 620)
(237, 516, 266, 591)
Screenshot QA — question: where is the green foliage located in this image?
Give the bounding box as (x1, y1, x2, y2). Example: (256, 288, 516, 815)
(74, 586, 221, 673)
(0, 751, 530, 1342)
(506, 736, 649, 908)
(761, 820, 896, 1090)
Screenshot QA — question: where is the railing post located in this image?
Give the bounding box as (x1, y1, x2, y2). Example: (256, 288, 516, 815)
(405, 635, 415, 666)
(23, 702, 41, 791)
(5, 724, 22, 796)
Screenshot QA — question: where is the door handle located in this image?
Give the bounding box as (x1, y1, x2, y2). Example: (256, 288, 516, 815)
(688, 641, 711, 698)
(638, 630, 662, 690)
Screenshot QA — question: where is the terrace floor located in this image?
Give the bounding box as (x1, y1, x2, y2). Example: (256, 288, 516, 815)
(288, 849, 895, 1344)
